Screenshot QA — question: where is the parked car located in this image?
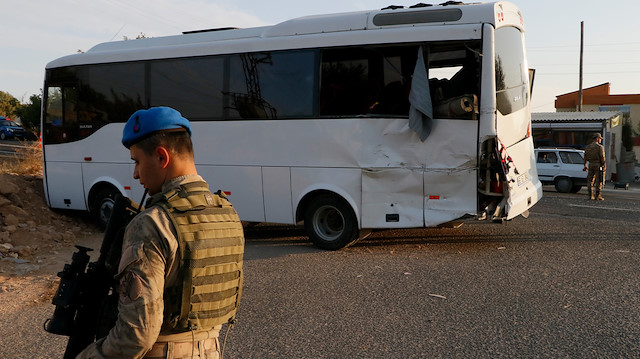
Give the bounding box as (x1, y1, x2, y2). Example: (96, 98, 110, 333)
(535, 148, 587, 193)
(0, 117, 27, 140)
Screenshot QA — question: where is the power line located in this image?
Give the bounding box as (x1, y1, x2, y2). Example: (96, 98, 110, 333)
(532, 61, 640, 66)
(532, 102, 556, 110)
(537, 71, 640, 76)
(529, 41, 640, 49)
(103, 0, 187, 32)
(110, 24, 126, 41)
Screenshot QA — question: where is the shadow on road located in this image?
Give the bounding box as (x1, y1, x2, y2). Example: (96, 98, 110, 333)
(242, 223, 322, 260)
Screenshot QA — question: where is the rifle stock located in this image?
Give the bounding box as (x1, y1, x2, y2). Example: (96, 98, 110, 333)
(45, 194, 141, 359)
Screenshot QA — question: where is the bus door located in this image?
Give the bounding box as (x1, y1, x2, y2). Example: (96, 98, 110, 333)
(42, 85, 87, 210)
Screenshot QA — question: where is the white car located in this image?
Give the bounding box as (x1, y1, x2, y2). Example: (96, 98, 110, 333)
(535, 148, 588, 193)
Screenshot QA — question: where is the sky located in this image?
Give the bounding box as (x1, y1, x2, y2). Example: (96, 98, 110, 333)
(2, 0, 639, 113)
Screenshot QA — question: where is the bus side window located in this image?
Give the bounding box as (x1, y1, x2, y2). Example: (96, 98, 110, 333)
(428, 47, 480, 120)
(320, 57, 371, 116)
(320, 46, 417, 117)
(371, 80, 410, 115)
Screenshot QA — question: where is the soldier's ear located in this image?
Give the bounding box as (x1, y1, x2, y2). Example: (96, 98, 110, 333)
(155, 146, 171, 169)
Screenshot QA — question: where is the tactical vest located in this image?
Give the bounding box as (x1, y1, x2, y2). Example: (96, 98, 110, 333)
(148, 180, 244, 332)
(584, 142, 604, 164)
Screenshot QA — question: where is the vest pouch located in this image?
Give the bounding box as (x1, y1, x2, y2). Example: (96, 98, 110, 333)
(189, 262, 243, 328)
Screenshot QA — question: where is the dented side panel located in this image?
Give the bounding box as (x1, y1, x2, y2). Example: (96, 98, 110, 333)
(361, 118, 478, 228)
(362, 168, 423, 228)
(424, 168, 477, 226)
(422, 119, 478, 226)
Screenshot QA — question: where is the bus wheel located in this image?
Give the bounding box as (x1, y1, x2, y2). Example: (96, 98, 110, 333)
(554, 177, 573, 193)
(92, 187, 119, 229)
(304, 195, 359, 250)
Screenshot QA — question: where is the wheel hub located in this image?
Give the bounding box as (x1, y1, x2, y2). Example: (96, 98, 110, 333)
(313, 205, 345, 241)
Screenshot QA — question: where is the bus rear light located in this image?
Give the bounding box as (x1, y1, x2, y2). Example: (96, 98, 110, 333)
(84, 157, 92, 161)
(428, 195, 440, 200)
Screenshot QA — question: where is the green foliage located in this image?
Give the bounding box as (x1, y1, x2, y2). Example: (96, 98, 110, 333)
(15, 94, 42, 134)
(0, 91, 20, 118)
(0, 91, 41, 139)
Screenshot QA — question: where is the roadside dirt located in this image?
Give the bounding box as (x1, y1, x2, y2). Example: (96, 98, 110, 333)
(0, 174, 103, 309)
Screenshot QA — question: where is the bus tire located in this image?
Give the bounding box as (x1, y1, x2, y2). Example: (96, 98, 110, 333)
(304, 195, 359, 250)
(92, 187, 119, 230)
(554, 177, 572, 193)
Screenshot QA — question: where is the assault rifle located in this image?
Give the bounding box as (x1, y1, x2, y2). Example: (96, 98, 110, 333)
(44, 194, 143, 359)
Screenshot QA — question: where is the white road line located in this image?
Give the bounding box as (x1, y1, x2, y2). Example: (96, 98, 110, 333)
(568, 204, 640, 212)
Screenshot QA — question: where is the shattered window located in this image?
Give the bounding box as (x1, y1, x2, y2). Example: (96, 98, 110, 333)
(427, 42, 481, 120)
(319, 42, 480, 119)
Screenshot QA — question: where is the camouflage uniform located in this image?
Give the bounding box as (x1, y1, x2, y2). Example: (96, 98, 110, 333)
(77, 175, 221, 359)
(583, 140, 606, 200)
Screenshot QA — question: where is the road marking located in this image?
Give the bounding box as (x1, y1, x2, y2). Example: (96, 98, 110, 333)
(568, 204, 640, 212)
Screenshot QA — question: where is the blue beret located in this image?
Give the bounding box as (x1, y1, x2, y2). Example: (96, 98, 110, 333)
(122, 107, 192, 148)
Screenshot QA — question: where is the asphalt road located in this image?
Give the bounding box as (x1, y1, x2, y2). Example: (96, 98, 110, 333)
(0, 140, 35, 158)
(11, 185, 640, 358)
(226, 185, 640, 358)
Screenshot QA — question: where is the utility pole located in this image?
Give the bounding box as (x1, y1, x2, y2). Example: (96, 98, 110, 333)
(578, 21, 584, 111)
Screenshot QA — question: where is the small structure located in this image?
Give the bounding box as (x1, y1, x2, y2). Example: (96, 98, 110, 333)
(532, 111, 622, 181)
(555, 83, 640, 160)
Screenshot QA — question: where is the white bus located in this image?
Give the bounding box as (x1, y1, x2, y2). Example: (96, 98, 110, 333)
(42, 1, 542, 250)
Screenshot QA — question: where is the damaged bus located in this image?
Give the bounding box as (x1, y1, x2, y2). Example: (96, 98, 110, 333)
(41, 1, 542, 250)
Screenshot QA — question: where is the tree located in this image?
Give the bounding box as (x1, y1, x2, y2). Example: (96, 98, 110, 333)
(0, 91, 20, 118)
(15, 93, 41, 137)
(622, 120, 634, 152)
(123, 32, 147, 40)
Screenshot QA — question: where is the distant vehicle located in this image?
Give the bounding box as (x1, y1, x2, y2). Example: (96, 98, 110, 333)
(0, 117, 27, 140)
(535, 148, 587, 193)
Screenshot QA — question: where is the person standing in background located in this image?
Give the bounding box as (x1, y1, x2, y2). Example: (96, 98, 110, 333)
(583, 132, 606, 201)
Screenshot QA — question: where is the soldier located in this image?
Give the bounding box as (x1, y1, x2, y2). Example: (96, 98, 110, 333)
(77, 107, 244, 358)
(583, 132, 606, 200)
